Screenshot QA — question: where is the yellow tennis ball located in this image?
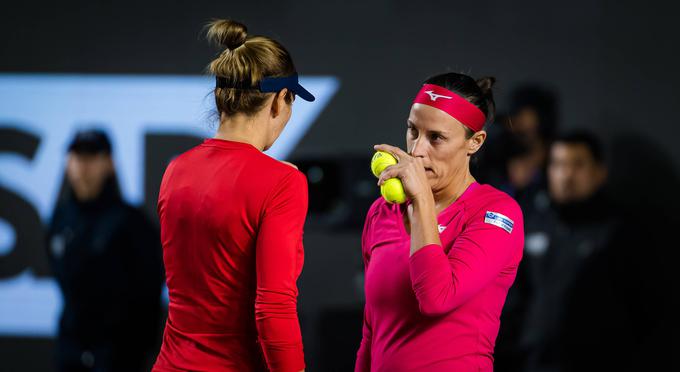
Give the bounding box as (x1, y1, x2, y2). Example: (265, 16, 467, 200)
(371, 151, 398, 178)
(381, 178, 407, 204)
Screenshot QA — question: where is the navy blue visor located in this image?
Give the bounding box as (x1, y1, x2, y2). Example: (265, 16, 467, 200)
(216, 74, 315, 102)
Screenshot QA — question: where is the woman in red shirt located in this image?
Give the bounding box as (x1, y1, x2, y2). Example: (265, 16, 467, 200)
(153, 20, 315, 372)
(356, 73, 524, 371)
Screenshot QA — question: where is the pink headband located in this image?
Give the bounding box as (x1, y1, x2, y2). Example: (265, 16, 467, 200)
(412, 84, 487, 132)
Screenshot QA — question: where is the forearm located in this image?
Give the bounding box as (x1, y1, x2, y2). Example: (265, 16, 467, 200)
(255, 294, 305, 372)
(410, 200, 524, 316)
(409, 194, 441, 256)
(251, 170, 308, 371)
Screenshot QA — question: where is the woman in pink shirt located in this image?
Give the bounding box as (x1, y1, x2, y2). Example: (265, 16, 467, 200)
(355, 72, 524, 371)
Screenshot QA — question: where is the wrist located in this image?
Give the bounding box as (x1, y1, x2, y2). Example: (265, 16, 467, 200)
(411, 192, 435, 209)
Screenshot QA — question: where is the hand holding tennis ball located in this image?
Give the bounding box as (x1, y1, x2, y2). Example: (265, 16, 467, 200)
(371, 151, 407, 204)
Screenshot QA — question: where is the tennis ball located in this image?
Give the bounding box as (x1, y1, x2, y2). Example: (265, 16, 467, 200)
(371, 151, 398, 178)
(371, 151, 407, 204)
(381, 178, 407, 204)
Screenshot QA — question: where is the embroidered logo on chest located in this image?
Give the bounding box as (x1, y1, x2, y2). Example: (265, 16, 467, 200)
(484, 211, 514, 233)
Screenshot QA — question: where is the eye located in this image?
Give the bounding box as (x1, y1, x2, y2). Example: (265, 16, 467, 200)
(407, 125, 418, 138)
(429, 133, 443, 142)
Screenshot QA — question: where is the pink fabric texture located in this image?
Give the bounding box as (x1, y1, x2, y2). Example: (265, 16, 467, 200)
(356, 182, 524, 372)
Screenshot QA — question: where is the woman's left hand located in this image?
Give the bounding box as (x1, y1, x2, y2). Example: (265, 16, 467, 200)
(374, 144, 433, 204)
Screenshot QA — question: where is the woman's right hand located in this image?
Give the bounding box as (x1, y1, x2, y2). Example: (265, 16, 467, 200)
(373, 144, 433, 204)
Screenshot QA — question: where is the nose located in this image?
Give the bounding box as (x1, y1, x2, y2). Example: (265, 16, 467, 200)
(409, 137, 427, 158)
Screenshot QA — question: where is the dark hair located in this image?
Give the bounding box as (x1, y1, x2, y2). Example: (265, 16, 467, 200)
(205, 19, 296, 117)
(509, 84, 558, 140)
(68, 129, 112, 154)
(424, 72, 496, 138)
(553, 130, 605, 164)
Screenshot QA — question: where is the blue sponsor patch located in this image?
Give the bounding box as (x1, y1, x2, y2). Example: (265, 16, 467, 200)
(484, 211, 514, 234)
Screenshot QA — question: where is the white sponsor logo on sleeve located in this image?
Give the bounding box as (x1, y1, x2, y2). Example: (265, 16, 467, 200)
(484, 211, 514, 233)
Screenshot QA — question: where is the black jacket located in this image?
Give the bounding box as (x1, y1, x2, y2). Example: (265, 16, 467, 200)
(47, 177, 163, 371)
(496, 190, 677, 371)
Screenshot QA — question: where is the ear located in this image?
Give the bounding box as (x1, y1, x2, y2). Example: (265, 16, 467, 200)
(269, 89, 290, 119)
(467, 130, 487, 156)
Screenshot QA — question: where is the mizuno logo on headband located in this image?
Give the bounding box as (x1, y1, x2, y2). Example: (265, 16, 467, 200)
(425, 91, 453, 101)
(413, 84, 487, 132)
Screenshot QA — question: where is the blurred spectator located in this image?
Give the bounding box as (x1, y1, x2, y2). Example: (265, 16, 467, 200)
(477, 84, 558, 214)
(495, 130, 675, 371)
(507, 84, 558, 145)
(503, 85, 558, 201)
(46, 130, 163, 372)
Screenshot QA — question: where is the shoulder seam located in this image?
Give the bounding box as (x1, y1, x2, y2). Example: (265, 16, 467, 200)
(258, 168, 305, 221)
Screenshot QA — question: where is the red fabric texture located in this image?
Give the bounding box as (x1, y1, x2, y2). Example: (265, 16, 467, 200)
(153, 138, 307, 372)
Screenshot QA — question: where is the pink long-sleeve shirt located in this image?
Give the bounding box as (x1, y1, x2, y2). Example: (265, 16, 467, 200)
(356, 182, 524, 372)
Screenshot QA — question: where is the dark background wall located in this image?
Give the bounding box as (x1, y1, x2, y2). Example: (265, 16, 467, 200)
(2, 0, 679, 371)
(4, 1, 679, 163)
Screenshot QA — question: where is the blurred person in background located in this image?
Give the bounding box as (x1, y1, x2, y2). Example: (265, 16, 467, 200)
(477, 85, 558, 216)
(505, 85, 558, 162)
(356, 73, 524, 371)
(47, 129, 163, 372)
(152, 19, 315, 372)
(496, 130, 675, 371)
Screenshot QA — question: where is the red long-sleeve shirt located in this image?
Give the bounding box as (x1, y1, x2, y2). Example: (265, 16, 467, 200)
(356, 182, 524, 371)
(153, 138, 307, 372)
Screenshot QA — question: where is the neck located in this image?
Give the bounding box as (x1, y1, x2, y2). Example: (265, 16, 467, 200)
(432, 167, 476, 213)
(214, 112, 268, 151)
